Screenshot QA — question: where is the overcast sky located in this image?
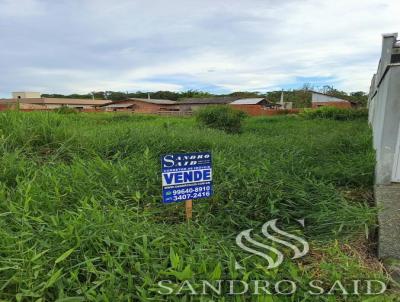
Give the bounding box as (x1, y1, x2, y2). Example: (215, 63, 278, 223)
(0, 0, 399, 97)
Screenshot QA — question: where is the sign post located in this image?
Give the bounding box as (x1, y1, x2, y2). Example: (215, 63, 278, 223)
(161, 152, 213, 220)
(185, 200, 193, 220)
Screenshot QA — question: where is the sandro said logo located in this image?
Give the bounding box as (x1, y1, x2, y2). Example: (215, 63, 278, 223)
(235, 219, 309, 270)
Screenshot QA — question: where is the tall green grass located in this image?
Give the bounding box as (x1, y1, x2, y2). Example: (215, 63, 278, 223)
(195, 105, 248, 133)
(0, 111, 396, 301)
(300, 107, 368, 120)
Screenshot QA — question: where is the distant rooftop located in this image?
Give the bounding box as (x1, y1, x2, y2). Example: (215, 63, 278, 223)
(103, 103, 134, 109)
(310, 91, 350, 103)
(101, 98, 177, 107)
(230, 98, 266, 105)
(179, 96, 239, 104)
(127, 98, 176, 105)
(0, 97, 109, 105)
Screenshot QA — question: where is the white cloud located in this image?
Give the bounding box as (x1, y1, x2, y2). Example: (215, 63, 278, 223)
(0, 0, 399, 97)
(0, 0, 44, 17)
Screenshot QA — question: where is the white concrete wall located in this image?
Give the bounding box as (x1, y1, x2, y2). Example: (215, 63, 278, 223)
(12, 92, 41, 98)
(368, 33, 400, 184)
(392, 124, 400, 182)
(311, 93, 348, 103)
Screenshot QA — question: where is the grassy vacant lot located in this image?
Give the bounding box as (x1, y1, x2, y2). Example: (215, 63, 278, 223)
(0, 111, 397, 301)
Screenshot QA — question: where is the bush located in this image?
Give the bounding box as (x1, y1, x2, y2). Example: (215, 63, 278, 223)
(300, 106, 368, 120)
(54, 105, 78, 114)
(195, 105, 248, 133)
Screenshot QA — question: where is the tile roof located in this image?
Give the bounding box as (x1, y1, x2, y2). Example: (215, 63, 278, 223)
(179, 96, 239, 104)
(0, 98, 109, 105)
(103, 103, 135, 108)
(230, 98, 266, 105)
(310, 92, 350, 103)
(127, 98, 176, 105)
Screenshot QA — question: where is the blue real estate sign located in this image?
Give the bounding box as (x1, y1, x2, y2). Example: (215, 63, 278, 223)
(161, 152, 212, 203)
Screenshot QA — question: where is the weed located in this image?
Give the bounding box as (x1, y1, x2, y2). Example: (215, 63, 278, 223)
(195, 105, 248, 133)
(0, 112, 395, 301)
(301, 107, 368, 120)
